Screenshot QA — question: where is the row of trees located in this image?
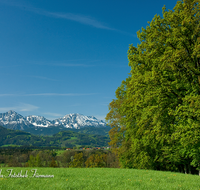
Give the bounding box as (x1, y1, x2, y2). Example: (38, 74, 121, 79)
(0, 149, 119, 168)
(59, 150, 119, 168)
(106, 0, 200, 175)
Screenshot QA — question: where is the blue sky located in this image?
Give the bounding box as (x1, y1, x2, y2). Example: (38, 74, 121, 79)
(0, 0, 177, 121)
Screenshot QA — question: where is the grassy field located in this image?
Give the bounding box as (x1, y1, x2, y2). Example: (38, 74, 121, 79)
(0, 167, 199, 190)
(55, 149, 66, 155)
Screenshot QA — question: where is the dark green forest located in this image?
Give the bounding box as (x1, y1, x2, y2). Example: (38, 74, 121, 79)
(25, 125, 111, 136)
(0, 126, 110, 148)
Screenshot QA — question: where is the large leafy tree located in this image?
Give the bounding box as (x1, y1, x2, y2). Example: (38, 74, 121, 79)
(106, 0, 200, 172)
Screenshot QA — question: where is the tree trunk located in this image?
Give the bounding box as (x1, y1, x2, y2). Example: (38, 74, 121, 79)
(188, 164, 191, 174)
(184, 165, 187, 174)
(181, 167, 183, 173)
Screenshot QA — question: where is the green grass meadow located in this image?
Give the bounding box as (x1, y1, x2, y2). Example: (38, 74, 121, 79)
(0, 167, 199, 190)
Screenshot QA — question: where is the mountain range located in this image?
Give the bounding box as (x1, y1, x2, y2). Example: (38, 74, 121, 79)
(0, 110, 108, 136)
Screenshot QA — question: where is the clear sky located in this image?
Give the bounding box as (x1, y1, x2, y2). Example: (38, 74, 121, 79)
(0, 0, 177, 121)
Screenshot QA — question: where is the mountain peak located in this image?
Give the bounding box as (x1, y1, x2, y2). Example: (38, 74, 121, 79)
(7, 110, 18, 115)
(0, 110, 107, 130)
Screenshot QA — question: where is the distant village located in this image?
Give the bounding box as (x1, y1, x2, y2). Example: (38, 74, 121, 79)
(66, 146, 111, 151)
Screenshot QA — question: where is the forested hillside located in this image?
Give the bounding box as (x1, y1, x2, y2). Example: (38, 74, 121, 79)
(0, 126, 110, 148)
(25, 125, 111, 136)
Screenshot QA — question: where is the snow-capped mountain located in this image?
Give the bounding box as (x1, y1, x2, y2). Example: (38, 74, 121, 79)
(53, 113, 106, 129)
(0, 110, 106, 130)
(26, 115, 52, 127)
(0, 110, 34, 130)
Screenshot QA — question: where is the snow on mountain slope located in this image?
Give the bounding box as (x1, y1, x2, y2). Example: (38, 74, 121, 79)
(53, 113, 106, 129)
(0, 110, 34, 130)
(0, 110, 106, 129)
(25, 115, 52, 127)
(0, 110, 30, 125)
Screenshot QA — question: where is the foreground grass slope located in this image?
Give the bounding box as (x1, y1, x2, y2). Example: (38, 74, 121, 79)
(0, 167, 199, 190)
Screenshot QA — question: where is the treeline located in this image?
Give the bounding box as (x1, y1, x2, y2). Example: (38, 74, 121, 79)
(0, 126, 110, 148)
(0, 148, 119, 168)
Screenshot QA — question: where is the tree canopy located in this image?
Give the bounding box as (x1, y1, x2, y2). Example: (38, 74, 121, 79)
(106, 0, 200, 174)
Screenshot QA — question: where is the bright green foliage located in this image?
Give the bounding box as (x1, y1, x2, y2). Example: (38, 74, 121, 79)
(85, 153, 107, 168)
(69, 152, 84, 168)
(106, 0, 200, 172)
(27, 154, 42, 167)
